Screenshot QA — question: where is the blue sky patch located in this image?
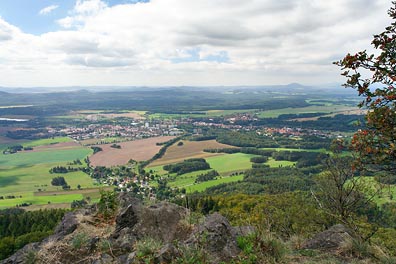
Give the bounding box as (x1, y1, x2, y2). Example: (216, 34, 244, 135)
(171, 48, 229, 64)
(0, 0, 150, 35)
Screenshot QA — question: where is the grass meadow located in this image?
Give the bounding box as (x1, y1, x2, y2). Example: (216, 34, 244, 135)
(0, 140, 97, 209)
(148, 153, 257, 192)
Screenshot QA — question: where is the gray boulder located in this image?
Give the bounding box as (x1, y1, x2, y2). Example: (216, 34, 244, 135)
(302, 224, 354, 250)
(187, 212, 240, 263)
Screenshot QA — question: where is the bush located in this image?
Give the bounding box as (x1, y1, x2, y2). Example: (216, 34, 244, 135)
(97, 190, 118, 221)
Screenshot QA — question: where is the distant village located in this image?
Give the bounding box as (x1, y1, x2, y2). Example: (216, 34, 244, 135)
(43, 111, 342, 144)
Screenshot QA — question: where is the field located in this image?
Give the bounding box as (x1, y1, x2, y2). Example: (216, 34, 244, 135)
(265, 158, 296, 168)
(261, 147, 328, 153)
(147, 109, 258, 120)
(85, 111, 146, 120)
(206, 153, 258, 174)
(54, 110, 146, 120)
(150, 140, 236, 166)
(0, 136, 27, 149)
(0, 137, 98, 209)
(23, 137, 73, 147)
(80, 137, 124, 146)
(89, 136, 175, 167)
(257, 105, 358, 118)
(149, 153, 257, 192)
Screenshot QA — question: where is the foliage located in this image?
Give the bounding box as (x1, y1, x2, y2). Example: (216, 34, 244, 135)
(335, 2, 396, 172)
(71, 199, 88, 209)
(182, 193, 331, 238)
(250, 156, 268, 164)
(71, 233, 90, 249)
(195, 170, 219, 183)
(49, 166, 80, 174)
(97, 190, 118, 221)
(313, 156, 379, 228)
(236, 232, 287, 264)
(0, 208, 66, 260)
(134, 237, 163, 262)
(50, 176, 70, 190)
(163, 158, 211, 175)
(91, 146, 103, 154)
(110, 144, 121, 149)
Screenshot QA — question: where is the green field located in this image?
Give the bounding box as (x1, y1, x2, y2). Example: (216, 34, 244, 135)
(261, 147, 328, 153)
(185, 175, 244, 193)
(0, 147, 91, 167)
(257, 105, 356, 118)
(147, 109, 258, 120)
(23, 137, 73, 147)
(205, 109, 258, 117)
(0, 146, 97, 208)
(149, 153, 257, 175)
(149, 153, 256, 192)
(0, 136, 74, 151)
(265, 158, 296, 168)
(206, 153, 258, 173)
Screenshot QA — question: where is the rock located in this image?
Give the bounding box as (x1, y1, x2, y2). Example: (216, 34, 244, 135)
(187, 212, 240, 263)
(117, 192, 142, 209)
(126, 252, 136, 263)
(232, 225, 256, 237)
(92, 253, 113, 264)
(0, 243, 40, 264)
(134, 202, 188, 242)
(155, 243, 180, 263)
(117, 254, 128, 264)
(3, 196, 247, 264)
(113, 202, 187, 241)
(111, 201, 187, 254)
(302, 224, 354, 250)
(87, 236, 100, 251)
(52, 211, 79, 240)
(115, 203, 141, 232)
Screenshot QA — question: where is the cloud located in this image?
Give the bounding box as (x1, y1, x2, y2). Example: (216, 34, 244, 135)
(39, 5, 59, 15)
(57, 0, 107, 28)
(0, 0, 393, 86)
(0, 18, 19, 41)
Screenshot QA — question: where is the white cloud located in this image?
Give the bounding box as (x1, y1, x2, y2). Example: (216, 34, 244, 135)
(39, 5, 59, 15)
(0, 0, 393, 87)
(57, 0, 107, 28)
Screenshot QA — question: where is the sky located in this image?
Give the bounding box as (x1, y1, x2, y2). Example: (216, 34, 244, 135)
(0, 0, 392, 87)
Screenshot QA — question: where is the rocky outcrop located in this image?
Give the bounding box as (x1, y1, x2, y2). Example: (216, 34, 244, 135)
(2, 194, 247, 264)
(302, 224, 354, 250)
(110, 200, 188, 254)
(187, 212, 241, 263)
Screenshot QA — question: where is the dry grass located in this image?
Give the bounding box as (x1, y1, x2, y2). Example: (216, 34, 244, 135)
(89, 136, 175, 167)
(150, 139, 236, 166)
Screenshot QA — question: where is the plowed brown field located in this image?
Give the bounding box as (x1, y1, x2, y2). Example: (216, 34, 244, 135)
(89, 136, 175, 167)
(150, 140, 236, 166)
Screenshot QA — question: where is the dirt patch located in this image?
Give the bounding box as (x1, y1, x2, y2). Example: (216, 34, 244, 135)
(89, 136, 175, 167)
(150, 140, 236, 166)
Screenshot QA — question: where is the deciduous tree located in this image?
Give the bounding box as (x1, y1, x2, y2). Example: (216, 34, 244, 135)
(335, 2, 396, 172)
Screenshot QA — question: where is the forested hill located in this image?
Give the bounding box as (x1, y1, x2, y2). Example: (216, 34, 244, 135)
(0, 85, 357, 116)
